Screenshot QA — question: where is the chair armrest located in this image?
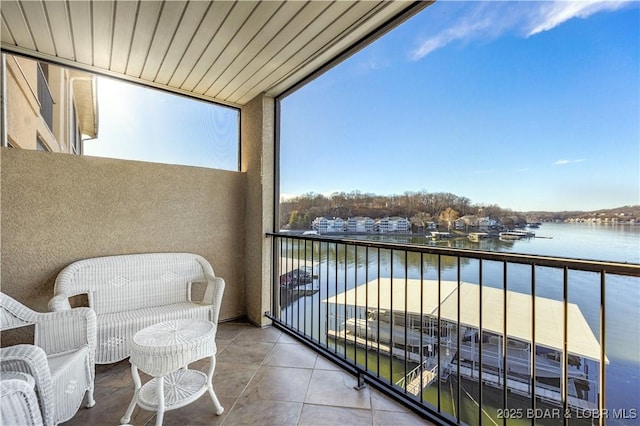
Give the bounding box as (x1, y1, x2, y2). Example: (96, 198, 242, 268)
(34, 308, 97, 357)
(202, 274, 225, 324)
(0, 345, 54, 426)
(1, 377, 45, 426)
(47, 294, 72, 311)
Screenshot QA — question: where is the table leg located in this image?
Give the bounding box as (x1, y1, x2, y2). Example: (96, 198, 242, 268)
(206, 355, 224, 415)
(155, 376, 165, 426)
(121, 364, 142, 424)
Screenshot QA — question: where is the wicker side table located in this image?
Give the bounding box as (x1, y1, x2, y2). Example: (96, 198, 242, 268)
(120, 319, 223, 425)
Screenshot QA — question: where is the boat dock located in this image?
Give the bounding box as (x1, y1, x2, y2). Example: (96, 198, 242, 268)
(326, 328, 423, 363)
(328, 327, 597, 412)
(449, 364, 597, 411)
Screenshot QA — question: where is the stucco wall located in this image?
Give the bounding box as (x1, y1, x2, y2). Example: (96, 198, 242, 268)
(0, 148, 246, 320)
(241, 95, 275, 326)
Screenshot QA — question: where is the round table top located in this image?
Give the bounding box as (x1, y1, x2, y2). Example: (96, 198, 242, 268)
(134, 319, 214, 349)
(130, 319, 216, 376)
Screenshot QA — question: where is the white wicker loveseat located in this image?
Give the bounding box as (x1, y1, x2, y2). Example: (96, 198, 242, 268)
(0, 292, 97, 425)
(48, 252, 225, 365)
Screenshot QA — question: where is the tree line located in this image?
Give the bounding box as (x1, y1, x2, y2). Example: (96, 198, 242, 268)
(280, 190, 519, 230)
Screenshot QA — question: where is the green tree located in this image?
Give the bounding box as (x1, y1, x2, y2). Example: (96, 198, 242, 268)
(288, 211, 300, 228)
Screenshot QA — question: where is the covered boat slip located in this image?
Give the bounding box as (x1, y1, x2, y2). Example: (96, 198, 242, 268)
(277, 258, 320, 297)
(323, 278, 606, 364)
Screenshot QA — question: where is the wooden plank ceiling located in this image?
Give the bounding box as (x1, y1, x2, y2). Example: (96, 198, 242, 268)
(1, 0, 429, 107)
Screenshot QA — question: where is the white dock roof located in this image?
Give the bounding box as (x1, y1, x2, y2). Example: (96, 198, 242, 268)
(324, 278, 606, 362)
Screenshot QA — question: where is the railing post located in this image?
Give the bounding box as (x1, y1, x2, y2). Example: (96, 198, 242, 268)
(354, 371, 366, 391)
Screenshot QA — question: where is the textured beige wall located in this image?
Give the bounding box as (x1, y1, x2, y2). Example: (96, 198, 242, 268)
(0, 148, 246, 319)
(241, 94, 275, 326)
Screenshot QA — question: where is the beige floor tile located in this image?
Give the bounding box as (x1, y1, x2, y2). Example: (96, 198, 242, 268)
(298, 404, 373, 426)
(240, 365, 313, 403)
(222, 398, 303, 425)
(304, 369, 372, 410)
(263, 342, 318, 369)
(233, 325, 282, 343)
(370, 387, 412, 412)
(313, 355, 342, 371)
(216, 340, 275, 365)
(210, 361, 260, 398)
(373, 409, 434, 425)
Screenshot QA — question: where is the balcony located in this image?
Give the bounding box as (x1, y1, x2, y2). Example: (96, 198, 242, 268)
(62, 321, 431, 426)
(1, 2, 637, 426)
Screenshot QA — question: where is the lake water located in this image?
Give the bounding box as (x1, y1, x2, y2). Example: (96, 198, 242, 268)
(446, 222, 639, 264)
(281, 223, 640, 424)
(479, 223, 639, 425)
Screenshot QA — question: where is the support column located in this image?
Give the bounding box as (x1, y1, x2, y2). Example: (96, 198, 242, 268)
(241, 94, 275, 327)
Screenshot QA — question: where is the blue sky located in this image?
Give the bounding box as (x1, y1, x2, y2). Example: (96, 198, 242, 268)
(84, 78, 239, 171)
(280, 1, 639, 212)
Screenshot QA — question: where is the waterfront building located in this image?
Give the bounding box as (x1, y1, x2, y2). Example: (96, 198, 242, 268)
(5, 55, 98, 153)
(346, 216, 375, 233)
(312, 216, 346, 233)
(376, 216, 411, 233)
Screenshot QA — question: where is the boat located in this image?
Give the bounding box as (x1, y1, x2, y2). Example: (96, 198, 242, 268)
(280, 266, 319, 295)
(428, 231, 451, 240)
(290, 281, 319, 295)
(499, 231, 523, 240)
(280, 266, 317, 286)
(499, 229, 534, 240)
(342, 317, 438, 350)
(458, 331, 586, 380)
(467, 232, 488, 242)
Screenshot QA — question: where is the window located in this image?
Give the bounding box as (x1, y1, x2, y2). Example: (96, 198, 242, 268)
(36, 136, 48, 151)
(36, 62, 54, 131)
(6, 55, 240, 170)
(83, 77, 240, 171)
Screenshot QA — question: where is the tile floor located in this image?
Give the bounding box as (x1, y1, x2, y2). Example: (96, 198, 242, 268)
(63, 321, 435, 425)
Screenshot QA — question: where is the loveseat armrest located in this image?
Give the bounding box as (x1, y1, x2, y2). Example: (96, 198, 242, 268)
(47, 294, 72, 311)
(34, 308, 97, 358)
(0, 345, 54, 426)
(202, 274, 225, 324)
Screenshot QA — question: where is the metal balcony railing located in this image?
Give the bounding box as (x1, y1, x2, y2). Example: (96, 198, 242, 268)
(267, 233, 640, 426)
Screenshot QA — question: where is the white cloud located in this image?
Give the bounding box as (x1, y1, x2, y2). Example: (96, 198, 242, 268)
(553, 159, 586, 165)
(411, 1, 633, 60)
(528, 0, 629, 36)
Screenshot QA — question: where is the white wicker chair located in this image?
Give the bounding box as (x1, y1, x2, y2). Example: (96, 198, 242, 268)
(1, 373, 44, 426)
(0, 293, 97, 425)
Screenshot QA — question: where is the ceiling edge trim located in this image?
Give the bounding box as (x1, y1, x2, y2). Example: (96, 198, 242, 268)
(0, 43, 242, 110)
